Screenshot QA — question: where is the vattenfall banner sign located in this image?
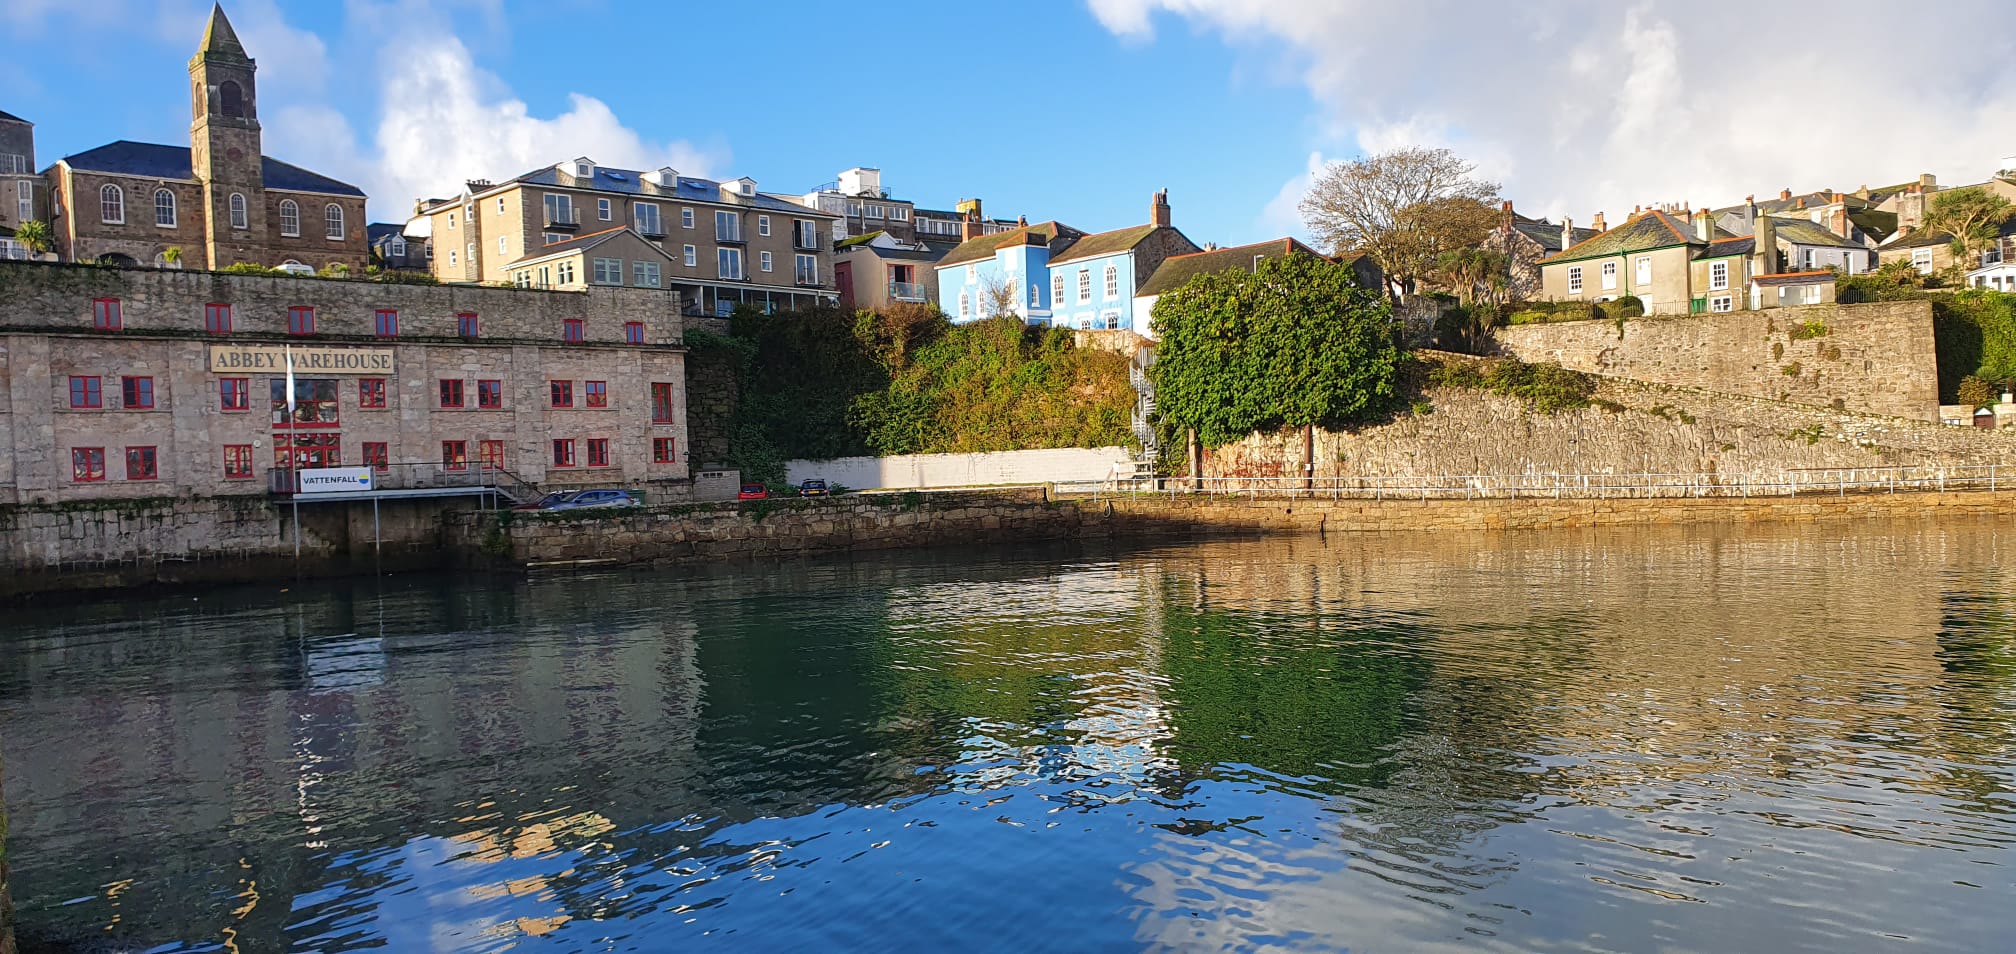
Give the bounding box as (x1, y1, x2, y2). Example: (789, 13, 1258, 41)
(209, 345, 395, 375)
(298, 467, 375, 494)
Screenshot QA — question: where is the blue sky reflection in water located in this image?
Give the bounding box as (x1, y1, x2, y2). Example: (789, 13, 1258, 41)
(2, 523, 2014, 952)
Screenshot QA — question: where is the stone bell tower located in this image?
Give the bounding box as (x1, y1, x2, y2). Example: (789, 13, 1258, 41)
(189, 3, 266, 268)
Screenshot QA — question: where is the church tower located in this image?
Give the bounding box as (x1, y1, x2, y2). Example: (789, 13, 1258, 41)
(189, 3, 265, 268)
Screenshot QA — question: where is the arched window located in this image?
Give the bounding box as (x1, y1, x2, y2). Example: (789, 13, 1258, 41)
(220, 80, 245, 119)
(325, 203, 344, 239)
(100, 184, 124, 224)
(228, 193, 247, 230)
(278, 199, 299, 236)
(1103, 264, 1118, 299)
(154, 189, 176, 227)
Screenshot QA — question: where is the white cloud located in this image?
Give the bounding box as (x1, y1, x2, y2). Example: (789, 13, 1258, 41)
(1257, 150, 1326, 239)
(1091, 0, 2016, 225)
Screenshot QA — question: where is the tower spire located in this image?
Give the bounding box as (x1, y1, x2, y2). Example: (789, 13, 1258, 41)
(198, 4, 248, 61)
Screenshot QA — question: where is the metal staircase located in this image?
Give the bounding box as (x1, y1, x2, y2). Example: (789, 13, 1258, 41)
(1124, 351, 1160, 487)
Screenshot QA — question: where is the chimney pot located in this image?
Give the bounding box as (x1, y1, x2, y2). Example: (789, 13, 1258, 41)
(1781, 188, 1793, 201)
(1151, 189, 1172, 227)
(1591, 211, 1607, 232)
(1746, 194, 1755, 203)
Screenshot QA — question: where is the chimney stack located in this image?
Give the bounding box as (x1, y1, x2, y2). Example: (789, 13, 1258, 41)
(1744, 194, 1759, 233)
(1151, 189, 1172, 227)
(1780, 188, 1793, 201)
(1753, 214, 1778, 278)
(957, 198, 984, 241)
(1694, 207, 1713, 241)
(1591, 211, 1607, 232)
(1919, 172, 1937, 190)
(1562, 216, 1574, 250)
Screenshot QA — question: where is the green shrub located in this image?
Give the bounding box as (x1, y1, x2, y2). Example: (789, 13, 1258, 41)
(1607, 295, 1645, 318)
(1789, 319, 1830, 340)
(1958, 374, 1995, 409)
(1423, 356, 1595, 413)
(218, 262, 281, 275)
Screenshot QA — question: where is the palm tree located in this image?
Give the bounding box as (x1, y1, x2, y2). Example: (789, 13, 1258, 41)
(10, 219, 54, 258)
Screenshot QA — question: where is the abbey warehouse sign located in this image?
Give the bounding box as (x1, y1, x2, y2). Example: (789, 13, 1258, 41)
(208, 345, 396, 374)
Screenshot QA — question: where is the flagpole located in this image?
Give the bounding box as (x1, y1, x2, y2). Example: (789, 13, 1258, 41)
(287, 344, 300, 564)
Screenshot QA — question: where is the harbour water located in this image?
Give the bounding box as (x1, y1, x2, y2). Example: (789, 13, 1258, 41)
(2, 521, 2013, 952)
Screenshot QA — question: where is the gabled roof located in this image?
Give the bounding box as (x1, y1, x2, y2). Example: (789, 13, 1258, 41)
(1770, 217, 1863, 249)
(58, 140, 365, 197)
(1046, 224, 1175, 267)
(847, 244, 945, 263)
(1542, 210, 1699, 264)
(1700, 236, 1755, 257)
(1883, 228, 1954, 250)
(507, 226, 675, 268)
(0, 108, 27, 124)
(836, 230, 885, 249)
(1136, 238, 1319, 297)
(1510, 216, 1599, 253)
(936, 221, 1082, 267)
(502, 163, 833, 217)
(366, 223, 404, 245)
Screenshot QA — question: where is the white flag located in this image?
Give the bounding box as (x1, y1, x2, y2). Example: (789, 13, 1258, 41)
(284, 344, 297, 423)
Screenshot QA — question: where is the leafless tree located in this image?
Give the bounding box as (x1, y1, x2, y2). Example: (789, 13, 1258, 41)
(979, 272, 1022, 319)
(1299, 147, 1501, 298)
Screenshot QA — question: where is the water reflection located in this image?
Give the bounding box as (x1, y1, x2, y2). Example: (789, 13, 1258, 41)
(2, 522, 2013, 952)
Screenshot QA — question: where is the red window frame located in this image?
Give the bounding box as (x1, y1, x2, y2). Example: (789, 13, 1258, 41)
(650, 382, 674, 423)
(287, 305, 316, 335)
(120, 375, 154, 410)
(359, 377, 387, 409)
(586, 438, 610, 467)
(439, 379, 465, 409)
(205, 302, 232, 334)
(223, 444, 255, 479)
(479, 439, 506, 469)
(477, 379, 503, 409)
(72, 447, 106, 482)
(584, 380, 608, 408)
(374, 309, 399, 337)
(457, 312, 480, 338)
(220, 376, 250, 411)
(361, 442, 389, 472)
(653, 437, 677, 464)
(92, 298, 122, 331)
(624, 321, 645, 344)
(550, 381, 574, 408)
(562, 318, 585, 342)
(69, 375, 102, 409)
(551, 439, 576, 468)
(125, 446, 158, 481)
(441, 440, 468, 472)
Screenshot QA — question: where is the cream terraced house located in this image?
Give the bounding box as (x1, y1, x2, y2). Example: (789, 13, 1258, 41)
(417, 158, 840, 316)
(1541, 208, 1835, 314)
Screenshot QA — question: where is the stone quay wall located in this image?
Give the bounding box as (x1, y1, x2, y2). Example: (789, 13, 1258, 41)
(1492, 301, 1939, 422)
(1205, 369, 2016, 483)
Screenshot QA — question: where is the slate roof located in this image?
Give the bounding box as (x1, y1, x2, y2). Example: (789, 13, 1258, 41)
(1700, 236, 1755, 257)
(1883, 228, 1954, 251)
(1510, 216, 1599, 253)
(1045, 224, 1167, 267)
(58, 140, 365, 196)
(1753, 271, 1834, 287)
(507, 226, 674, 267)
(937, 221, 1082, 267)
(503, 163, 832, 217)
(366, 223, 404, 245)
(848, 244, 944, 263)
(1542, 210, 1700, 263)
(0, 109, 27, 124)
(1770, 217, 1864, 249)
(1136, 238, 1318, 297)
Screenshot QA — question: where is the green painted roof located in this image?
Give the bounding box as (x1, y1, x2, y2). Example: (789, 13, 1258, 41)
(936, 221, 1080, 267)
(1137, 238, 1317, 297)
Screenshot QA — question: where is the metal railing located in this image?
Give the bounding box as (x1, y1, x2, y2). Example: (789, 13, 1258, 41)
(888, 281, 927, 301)
(1056, 465, 2015, 501)
(268, 462, 538, 504)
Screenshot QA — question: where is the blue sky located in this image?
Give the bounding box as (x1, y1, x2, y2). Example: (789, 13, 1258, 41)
(7, 1, 2016, 247)
(1, 0, 1329, 245)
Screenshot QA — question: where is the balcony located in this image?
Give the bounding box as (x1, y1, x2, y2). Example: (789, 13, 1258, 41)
(794, 233, 822, 251)
(543, 210, 580, 231)
(715, 231, 745, 246)
(888, 281, 927, 302)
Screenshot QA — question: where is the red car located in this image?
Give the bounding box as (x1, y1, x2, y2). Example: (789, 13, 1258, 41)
(738, 483, 769, 500)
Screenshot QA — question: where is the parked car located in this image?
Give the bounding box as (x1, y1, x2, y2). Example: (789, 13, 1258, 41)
(275, 262, 316, 276)
(543, 488, 638, 510)
(798, 478, 830, 497)
(738, 483, 770, 500)
(514, 491, 579, 511)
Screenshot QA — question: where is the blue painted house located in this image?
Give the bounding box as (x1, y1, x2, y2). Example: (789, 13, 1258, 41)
(934, 192, 1199, 329)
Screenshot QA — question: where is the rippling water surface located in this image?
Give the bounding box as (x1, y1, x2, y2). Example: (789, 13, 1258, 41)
(4, 522, 2015, 952)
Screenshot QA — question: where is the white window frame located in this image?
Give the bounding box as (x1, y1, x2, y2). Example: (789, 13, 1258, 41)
(1912, 248, 1933, 274)
(229, 193, 247, 231)
(497, 236, 508, 256)
(683, 244, 698, 267)
(1709, 260, 1729, 290)
(390, 237, 406, 257)
(795, 220, 819, 248)
(447, 249, 458, 267)
(796, 253, 818, 285)
(100, 184, 124, 224)
(758, 215, 771, 237)
(759, 250, 773, 272)
(1050, 273, 1064, 309)
(635, 202, 661, 234)
(447, 210, 456, 231)
(958, 291, 970, 318)
(279, 199, 300, 237)
(1078, 269, 1091, 303)
(1635, 257, 1651, 286)
(967, 265, 977, 285)
(1104, 264, 1119, 299)
(1803, 248, 1818, 270)
(715, 210, 740, 242)
(325, 203, 345, 240)
(1567, 265, 1583, 294)
(681, 207, 695, 229)
(153, 188, 175, 228)
(598, 197, 612, 221)
(557, 260, 575, 285)
(1710, 295, 1734, 313)
(1600, 261, 1617, 290)
(592, 256, 623, 285)
(1805, 284, 1823, 304)
(718, 246, 744, 280)
(16, 181, 30, 223)
(542, 232, 565, 245)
